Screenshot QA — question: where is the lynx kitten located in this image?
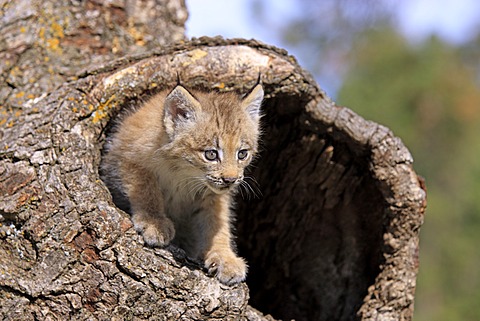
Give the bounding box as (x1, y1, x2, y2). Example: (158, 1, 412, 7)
(101, 83, 263, 285)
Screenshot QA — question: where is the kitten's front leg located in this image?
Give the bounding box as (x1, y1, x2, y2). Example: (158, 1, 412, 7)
(201, 195, 247, 285)
(125, 168, 175, 247)
(131, 208, 175, 247)
(205, 249, 247, 285)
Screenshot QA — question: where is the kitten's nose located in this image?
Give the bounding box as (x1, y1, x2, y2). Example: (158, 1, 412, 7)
(222, 177, 237, 185)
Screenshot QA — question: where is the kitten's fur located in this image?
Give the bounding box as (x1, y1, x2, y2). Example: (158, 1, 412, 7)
(101, 83, 263, 285)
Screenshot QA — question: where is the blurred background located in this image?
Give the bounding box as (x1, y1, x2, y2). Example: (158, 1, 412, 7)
(186, 1, 480, 320)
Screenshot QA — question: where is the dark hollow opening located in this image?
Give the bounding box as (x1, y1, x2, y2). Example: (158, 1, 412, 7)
(236, 94, 385, 321)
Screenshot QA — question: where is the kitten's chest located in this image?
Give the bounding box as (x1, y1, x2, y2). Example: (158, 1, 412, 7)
(161, 181, 203, 219)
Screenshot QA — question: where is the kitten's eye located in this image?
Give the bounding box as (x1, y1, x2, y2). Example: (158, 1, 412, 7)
(237, 149, 249, 160)
(204, 149, 219, 161)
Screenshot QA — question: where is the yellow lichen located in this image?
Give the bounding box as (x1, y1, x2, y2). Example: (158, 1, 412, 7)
(127, 21, 145, 46)
(39, 27, 45, 40)
(9, 66, 20, 76)
(182, 49, 208, 67)
(47, 38, 60, 51)
(189, 49, 208, 60)
(51, 22, 64, 38)
(37, 20, 66, 54)
(92, 111, 103, 123)
(92, 95, 116, 123)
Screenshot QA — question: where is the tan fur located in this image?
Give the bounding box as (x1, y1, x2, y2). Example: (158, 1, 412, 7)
(101, 84, 263, 285)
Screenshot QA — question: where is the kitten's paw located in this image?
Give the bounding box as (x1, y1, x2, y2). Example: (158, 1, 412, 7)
(133, 215, 175, 247)
(205, 251, 247, 285)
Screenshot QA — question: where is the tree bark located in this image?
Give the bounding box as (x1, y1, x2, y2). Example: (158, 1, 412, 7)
(0, 1, 426, 321)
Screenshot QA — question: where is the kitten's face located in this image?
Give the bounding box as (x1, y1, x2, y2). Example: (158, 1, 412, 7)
(189, 123, 257, 194)
(163, 84, 263, 194)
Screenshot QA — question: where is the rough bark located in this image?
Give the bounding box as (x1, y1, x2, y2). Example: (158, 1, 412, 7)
(0, 1, 426, 321)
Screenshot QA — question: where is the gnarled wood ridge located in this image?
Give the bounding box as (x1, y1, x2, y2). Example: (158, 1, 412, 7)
(1, 37, 426, 321)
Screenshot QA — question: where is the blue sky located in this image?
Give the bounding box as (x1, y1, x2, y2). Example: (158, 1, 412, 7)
(185, 0, 480, 95)
(397, 0, 480, 44)
(186, 0, 480, 45)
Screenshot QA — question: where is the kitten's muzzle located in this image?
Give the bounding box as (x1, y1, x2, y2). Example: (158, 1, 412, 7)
(222, 177, 238, 185)
(206, 175, 241, 193)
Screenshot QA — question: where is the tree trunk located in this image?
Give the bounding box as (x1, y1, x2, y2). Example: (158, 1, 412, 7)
(0, 1, 426, 321)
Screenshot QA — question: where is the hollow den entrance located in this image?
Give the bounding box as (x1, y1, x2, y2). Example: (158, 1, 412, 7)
(235, 94, 385, 321)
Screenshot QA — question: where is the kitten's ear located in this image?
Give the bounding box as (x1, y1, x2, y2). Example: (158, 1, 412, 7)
(163, 85, 201, 137)
(242, 84, 264, 122)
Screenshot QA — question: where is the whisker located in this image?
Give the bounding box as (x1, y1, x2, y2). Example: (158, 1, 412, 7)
(243, 181, 255, 200)
(245, 175, 261, 187)
(201, 184, 209, 199)
(243, 176, 262, 198)
(190, 178, 206, 198)
(237, 181, 251, 200)
(237, 182, 246, 199)
(176, 176, 207, 200)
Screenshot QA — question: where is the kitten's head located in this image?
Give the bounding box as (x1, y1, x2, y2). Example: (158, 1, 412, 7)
(162, 83, 263, 194)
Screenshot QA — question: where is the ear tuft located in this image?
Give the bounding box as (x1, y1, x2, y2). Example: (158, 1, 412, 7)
(242, 84, 264, 121)
(164, 86, 199, 120)
(163, 85, 201, 137)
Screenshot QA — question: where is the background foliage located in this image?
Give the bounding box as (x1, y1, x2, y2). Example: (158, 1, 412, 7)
(249, 1, 480, 320)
